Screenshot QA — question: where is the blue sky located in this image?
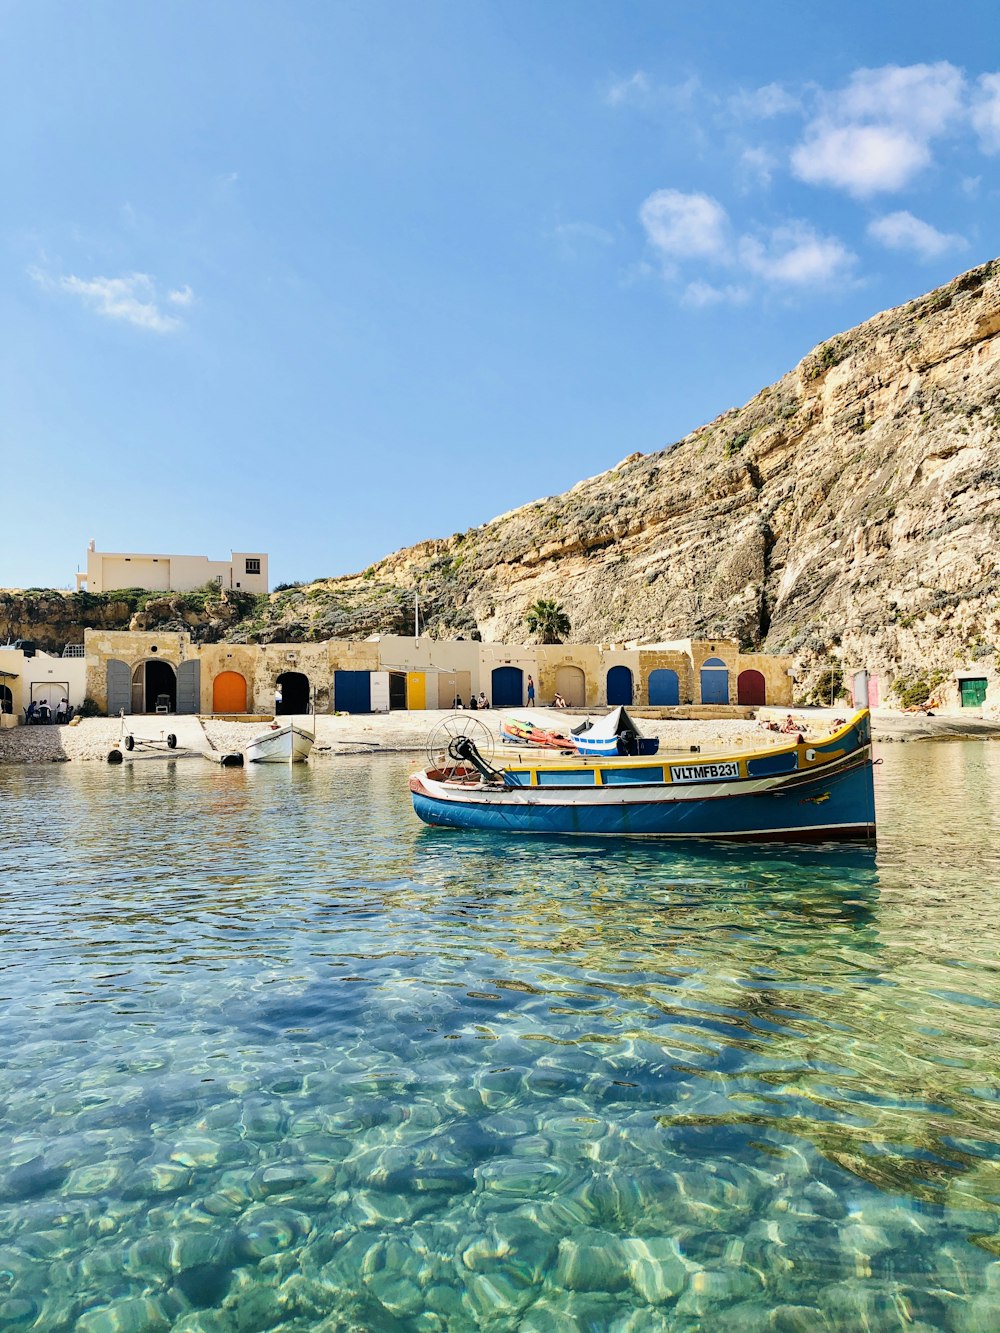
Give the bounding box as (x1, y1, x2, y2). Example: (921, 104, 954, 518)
(3, 0, 999, 590)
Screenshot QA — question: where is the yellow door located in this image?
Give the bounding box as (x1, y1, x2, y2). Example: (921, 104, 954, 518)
(407, 672, 426, 709)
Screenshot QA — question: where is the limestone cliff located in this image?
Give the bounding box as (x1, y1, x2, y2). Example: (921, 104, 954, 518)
(5, 260, 999, 698)
(257, 259, 1000, 693)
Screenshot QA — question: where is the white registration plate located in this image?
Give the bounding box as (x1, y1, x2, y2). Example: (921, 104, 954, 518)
(669, 761, 740, 784)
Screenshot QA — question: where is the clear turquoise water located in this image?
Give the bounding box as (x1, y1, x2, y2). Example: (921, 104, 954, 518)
(2, 742, 1000, 1331)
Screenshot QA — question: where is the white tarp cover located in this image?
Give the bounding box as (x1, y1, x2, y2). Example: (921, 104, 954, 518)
(573, 706, 645, 740)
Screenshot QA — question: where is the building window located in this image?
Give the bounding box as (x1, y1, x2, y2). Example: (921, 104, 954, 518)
(245, 558, 261, 575)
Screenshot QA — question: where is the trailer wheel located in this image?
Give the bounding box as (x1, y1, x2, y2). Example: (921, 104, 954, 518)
(124, 735, 135, 751)
(167, 734, 177, 749)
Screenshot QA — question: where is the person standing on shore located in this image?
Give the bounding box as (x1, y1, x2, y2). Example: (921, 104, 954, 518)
(526, 675, 535, 707)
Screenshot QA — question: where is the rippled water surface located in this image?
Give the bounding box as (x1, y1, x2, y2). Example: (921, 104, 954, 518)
(3, 741, 1000, 1331)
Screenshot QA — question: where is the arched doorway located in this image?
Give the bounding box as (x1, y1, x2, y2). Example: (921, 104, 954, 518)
(0, 684, 11, 715)
(131, 659, 177, 713)
(555, 665, 585, 707)
(276, 671, 310, 715)
(491, 666, 524, 708)
(606, 665, 633, 706)
(213, 671, 248, 714)
(700, 657, 730, 705)
(648, 669, 679, 706)
(737, 669, 766, 706)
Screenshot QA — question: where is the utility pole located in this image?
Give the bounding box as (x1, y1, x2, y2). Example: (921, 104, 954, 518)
(414, 592, 420, 639)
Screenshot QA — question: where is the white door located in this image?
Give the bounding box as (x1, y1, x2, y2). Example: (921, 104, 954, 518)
(370, 672, 390, 713)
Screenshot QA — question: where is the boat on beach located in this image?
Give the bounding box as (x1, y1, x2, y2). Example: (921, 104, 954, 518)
(246, 719, 315, 764)
(570, 705, 660, 758)
(410, 710, 877, 843)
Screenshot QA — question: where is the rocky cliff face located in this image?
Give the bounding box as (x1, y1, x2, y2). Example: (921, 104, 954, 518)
(262, 259, 1000, 694)
(6, 260, 999, 699)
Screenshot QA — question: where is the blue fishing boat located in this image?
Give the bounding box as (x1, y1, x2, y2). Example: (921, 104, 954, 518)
(410, 711, 876, 843)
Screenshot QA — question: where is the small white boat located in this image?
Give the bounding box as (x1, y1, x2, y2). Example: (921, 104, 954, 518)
(247, 720, 315, 764)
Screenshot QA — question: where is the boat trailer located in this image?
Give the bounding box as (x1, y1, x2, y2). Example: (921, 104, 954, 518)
(107, 709, 178, 763)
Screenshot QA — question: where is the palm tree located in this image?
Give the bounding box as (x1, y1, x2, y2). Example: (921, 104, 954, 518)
(525, 598, 571, 644)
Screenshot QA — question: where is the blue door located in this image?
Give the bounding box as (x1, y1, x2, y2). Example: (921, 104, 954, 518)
(334, 671, 371, 713)
(700, 658, 729, 705)
(492, 666, 524, 707)
(648, 669, 679, 706)
(607, 665, 633, 706)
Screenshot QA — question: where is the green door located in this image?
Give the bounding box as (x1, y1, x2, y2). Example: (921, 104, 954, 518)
(960, 678, 987, 707)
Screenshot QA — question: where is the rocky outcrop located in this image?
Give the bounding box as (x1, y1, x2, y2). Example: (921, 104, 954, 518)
(5, 260, 999, 698)
(251, 259, 1000, 695)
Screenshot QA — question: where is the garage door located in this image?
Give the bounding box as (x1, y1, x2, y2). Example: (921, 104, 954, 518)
(491, 667, 524, 708)
(334, 671, 371, 713)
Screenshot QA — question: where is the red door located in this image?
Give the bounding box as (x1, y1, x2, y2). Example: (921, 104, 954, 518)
(737, 669, 766, 705)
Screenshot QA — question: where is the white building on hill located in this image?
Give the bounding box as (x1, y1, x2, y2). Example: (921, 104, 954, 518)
(76, 542, 268, 595)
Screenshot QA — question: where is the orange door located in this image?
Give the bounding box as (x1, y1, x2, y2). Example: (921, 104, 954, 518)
(213, 671, 248, 713)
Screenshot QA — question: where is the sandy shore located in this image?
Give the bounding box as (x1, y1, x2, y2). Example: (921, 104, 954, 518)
(2, 705, 998, 764)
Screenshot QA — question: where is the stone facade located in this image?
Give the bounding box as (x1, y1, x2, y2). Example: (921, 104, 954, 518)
(81, 630, 794, 715)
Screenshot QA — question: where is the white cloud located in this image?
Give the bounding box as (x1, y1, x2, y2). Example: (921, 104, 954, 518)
(31, 269, 190, 332)
(791, 62, 966, 197)
(639, 189, 729, 260)
(792, 123, 930, 196)
(740, 223, 856, 286)
(832, 62, 965, 135)
(971, 72, 1000, 153)
(868, 210, 965, 259)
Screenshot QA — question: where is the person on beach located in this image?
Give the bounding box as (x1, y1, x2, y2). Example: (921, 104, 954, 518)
(527, 675, 535, 707)
(38, 699, 50, 723)
(274, 685, 282, 715)
(55, 697, 68, 722)
(553, 692, 566, 709)
(478, 692, 489, 709)
(25, 700, 37, 723)
(467, 695, 477, 711)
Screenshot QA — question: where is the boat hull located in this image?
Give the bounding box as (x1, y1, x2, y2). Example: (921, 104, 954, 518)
(412, 756, 874, 842)
(574, 736, 660, 758)
(246, 724, 314, 764)
(410, 711, 877, 843)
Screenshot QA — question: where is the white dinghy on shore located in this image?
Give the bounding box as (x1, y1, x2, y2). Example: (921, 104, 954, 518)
(246, 714, 315, 764)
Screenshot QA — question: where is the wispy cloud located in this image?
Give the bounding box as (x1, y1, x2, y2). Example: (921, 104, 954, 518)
(639, 189, 729, 261)
(639, 189, 856, 300)
(603, 70, 702, 112)
(740, 222, 856, 286)
(604, 70, 651, 107)
(550, 221, 614, 260)
(868, 211, 966, 260)
(791, 62, 965, 197)
(739, 146, 777, 189)
(681, 280, 749, 308)
(731, 82, 800, 119)
(30, 269, 192, 332)
(971, 72, 1000, 152)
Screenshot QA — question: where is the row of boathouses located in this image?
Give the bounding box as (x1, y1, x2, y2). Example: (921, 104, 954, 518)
(76, 630, 795, 715)
(1, 629, 797, 721)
